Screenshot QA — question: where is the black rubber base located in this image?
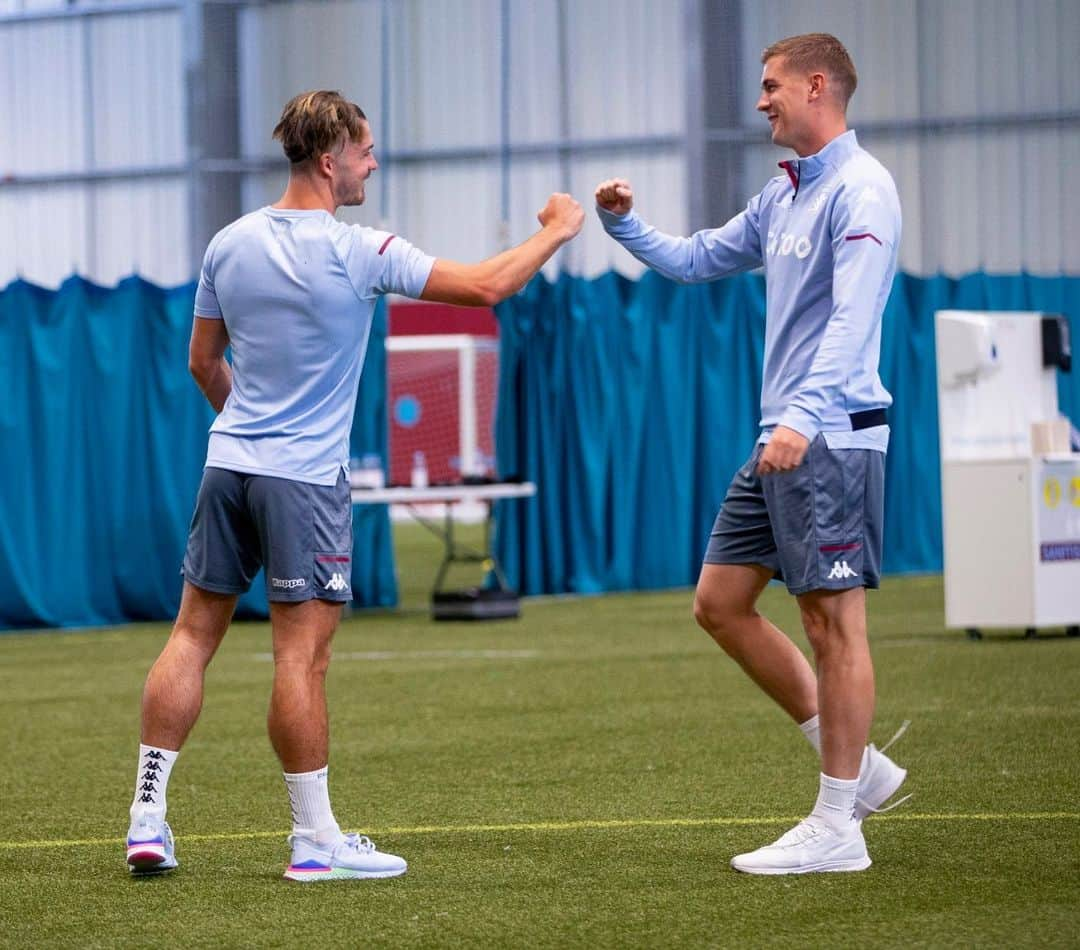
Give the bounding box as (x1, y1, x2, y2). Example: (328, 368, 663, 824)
(431, 587, 521, 621)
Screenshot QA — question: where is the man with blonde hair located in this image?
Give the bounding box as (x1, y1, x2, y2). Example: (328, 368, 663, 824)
(125, 90, 583, 882)
(596, 34, 907, 874)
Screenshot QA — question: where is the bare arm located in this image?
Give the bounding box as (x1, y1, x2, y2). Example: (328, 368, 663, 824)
(188, 316, 232, 413)
(420, 193, 584, 307)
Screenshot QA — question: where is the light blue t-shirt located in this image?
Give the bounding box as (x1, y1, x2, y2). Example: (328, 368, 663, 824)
(194, 207, 435, 485)
(598, 130, 900, 452)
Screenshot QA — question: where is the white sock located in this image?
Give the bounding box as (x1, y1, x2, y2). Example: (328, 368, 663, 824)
(130, 743, 178, 820)
(284, 767, 341, 846)
(799, 714, 821, 754)
(801, 716, 875, 779)
(811, 772, 860, 830)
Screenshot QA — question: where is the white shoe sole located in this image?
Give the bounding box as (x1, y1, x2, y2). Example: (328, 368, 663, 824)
(283, 865, 407, 882)
(731, 855, 872, 875)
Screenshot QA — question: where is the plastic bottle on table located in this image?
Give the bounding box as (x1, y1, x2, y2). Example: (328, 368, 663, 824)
(410, 450, 429, 489)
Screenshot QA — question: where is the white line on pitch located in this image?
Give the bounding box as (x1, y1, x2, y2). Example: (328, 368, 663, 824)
(3, 812, 1078, 851)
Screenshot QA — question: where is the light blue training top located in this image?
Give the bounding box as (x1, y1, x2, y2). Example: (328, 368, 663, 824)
(194, 207, 435, 485)
(598, 130, 900, 452)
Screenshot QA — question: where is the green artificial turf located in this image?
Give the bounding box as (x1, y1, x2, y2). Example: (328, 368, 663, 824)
(1, 523, 1077, 948)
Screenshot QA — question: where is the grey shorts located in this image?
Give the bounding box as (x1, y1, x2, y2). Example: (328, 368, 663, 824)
(704, 437, 884, 595)
(182, 466, 353, 602)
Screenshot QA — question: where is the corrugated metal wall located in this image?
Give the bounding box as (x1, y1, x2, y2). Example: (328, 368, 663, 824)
(1, 0, 1077, 286)
(0, 4, 187, 287)
(237, 0, 685, 279)
(741, 0, 1080, 275)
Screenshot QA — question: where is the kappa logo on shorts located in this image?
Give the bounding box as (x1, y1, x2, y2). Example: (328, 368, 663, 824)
(271, 577, 307, 590)
(324, 573, 348, 592)
(827, 560, 859, 580)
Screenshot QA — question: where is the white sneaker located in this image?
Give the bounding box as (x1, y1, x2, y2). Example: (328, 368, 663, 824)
(855, 721, 912, 820)
(731, 818, 870, 875)
(283, 832, 407, 882)
(126, 814, 178, 875)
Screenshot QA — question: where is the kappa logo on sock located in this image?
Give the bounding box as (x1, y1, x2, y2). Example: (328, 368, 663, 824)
(324, 573, 348, 592)
(143, 761, 162, 773)
(138, 793, 154, 803)
(144, 750, 165, 760)
(140, 782, 157, 793)
(827, 560, 859, 580)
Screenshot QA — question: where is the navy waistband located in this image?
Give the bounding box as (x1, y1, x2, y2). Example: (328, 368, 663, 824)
(849, 409, 887, 431)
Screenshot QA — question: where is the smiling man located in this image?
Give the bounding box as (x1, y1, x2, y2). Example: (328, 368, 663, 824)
(124, 90, 583, 882)
(595, 34, 907, 874)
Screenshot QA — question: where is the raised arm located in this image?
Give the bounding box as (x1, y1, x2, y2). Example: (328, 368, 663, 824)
(420, 193, 584, 307)
(594, 177, 764, 283)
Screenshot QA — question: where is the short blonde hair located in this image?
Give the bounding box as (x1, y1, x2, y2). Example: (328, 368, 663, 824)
(762, 33, 857, 108)
(272, 90, 368, 165)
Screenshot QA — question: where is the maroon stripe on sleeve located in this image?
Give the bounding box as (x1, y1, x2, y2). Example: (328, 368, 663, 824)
(845, 233, 882, 246)
(378, 235, 396, 255)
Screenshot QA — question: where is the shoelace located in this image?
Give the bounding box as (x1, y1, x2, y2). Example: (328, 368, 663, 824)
(878, 719, 911, 756)
(862, 792, 913, 814)
(857, 719, 914, 814)
(340, 833, 376, 855)
(776, 819, 827, 847)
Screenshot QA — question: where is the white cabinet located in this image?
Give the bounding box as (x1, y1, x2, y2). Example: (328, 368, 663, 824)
(941, 456, 1080, 630)
(936, 311, 1079, 635)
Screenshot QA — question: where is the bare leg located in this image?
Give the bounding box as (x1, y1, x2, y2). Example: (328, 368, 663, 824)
(267, 598, 342, 773)
(798, 587, 874, 779)
(693, 563, 818, 723)
(270, 599, 409, 879)
(141, 582, 237, 750)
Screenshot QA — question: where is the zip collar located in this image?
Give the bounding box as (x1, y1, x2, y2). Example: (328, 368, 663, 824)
(777, 129, 859, 200)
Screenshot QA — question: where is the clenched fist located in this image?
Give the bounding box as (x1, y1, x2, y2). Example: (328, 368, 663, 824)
(538, 193, 585, 240)
(594, 178, 634, 216)
(756, 426, 810, 475)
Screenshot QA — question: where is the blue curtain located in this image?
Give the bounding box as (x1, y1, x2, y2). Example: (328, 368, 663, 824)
(0, 276, 395, 631)
(3, 271, 1075, 624)
(494, 272, 1080, 595)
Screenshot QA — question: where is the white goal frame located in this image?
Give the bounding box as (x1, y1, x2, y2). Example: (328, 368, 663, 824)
(386, 334, 499, 479)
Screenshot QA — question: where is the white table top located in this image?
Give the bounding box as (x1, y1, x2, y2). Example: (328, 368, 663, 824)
(351, 482, 536, 505)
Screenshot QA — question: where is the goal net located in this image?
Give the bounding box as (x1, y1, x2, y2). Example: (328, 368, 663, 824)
(386, 334, 499, 489)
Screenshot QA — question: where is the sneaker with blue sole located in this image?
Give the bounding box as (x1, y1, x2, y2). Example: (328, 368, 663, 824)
(284, 832, 407, 882)
(126, 815, 178, 875)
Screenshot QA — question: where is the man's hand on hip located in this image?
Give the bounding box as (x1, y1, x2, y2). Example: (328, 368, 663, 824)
(594, 178, 634, 216)
(757, 426, 810, 475)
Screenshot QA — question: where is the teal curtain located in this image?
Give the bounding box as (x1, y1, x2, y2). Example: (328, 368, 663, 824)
(495, 272, 1080, 595)
(348, 299, 398, 609)
(0, 276, 395, 631)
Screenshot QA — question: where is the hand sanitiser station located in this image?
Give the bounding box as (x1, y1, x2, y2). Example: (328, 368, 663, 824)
(935, 311, 1079, 639)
